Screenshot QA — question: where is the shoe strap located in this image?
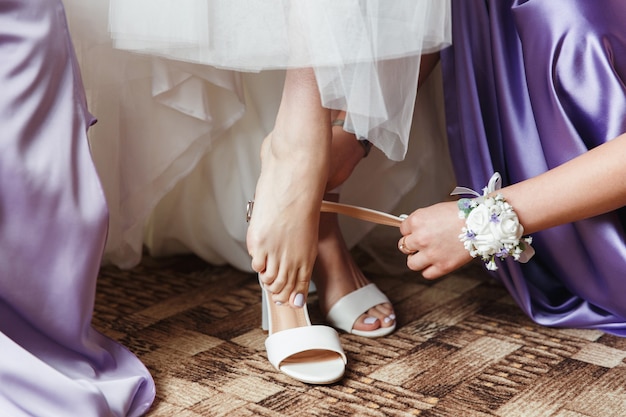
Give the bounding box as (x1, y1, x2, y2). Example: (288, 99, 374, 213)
(265, 325, 347, 369)
(326, 283, 390, 333)
(321, 200, 405, 228)
(247, 200, 405, 227)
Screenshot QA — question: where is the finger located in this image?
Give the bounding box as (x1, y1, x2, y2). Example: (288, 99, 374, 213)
(411, 252, 457, 280)
(406, 251, 428, 272)
(420, 264, 447, 280)
(399, 211, 417, 235)
(398, 235, 417, 255)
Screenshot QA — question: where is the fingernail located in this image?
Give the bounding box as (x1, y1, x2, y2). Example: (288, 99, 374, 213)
(294, 293, 305, 308)
(364, 316, 378, 325)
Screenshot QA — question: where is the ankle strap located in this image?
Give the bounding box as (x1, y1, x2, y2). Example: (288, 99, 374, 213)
(246, 200, 405, 227)
(321, 200, 404, 227)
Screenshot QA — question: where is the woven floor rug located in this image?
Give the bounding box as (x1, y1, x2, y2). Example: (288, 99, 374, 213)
(94, 250, 626, 417)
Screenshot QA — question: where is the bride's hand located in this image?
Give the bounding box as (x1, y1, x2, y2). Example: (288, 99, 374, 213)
(399, 201, 473, 279)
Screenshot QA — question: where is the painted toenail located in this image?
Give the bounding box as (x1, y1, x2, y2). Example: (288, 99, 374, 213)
(275, 301, 283, 306)
(364, 316, 378, 325)
(384, 316, 393, 324)
(389, 314, 396, 320)
(294, 293, 305, 308)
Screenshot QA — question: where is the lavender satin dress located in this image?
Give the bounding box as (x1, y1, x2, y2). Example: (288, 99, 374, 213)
(0, 1, 154, 415)
(442, 0, 626, 336)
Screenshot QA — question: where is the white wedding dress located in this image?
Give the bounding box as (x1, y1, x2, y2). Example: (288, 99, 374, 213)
(64, 0, 456, 272)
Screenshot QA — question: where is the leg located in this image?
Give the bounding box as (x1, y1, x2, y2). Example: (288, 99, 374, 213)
(247, 68, 331, 307)
(313, 54, 441, 332)
(313, 119, 395, 334)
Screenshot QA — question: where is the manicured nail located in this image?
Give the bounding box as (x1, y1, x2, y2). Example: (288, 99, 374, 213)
(293, 293, 305, 308)
(275, 301, 283, 306)
(389, 314, 396, 320)
(364, 316, 378, 325)
(384, 316, 393, 324)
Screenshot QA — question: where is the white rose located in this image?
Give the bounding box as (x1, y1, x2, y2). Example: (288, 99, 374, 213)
(471, 234, 501, 255)
(465, 203, 491, 235)
(490, 210, 523, 244)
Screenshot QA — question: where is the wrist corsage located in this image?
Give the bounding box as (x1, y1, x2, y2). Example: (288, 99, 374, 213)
(451, 173, 535, 271)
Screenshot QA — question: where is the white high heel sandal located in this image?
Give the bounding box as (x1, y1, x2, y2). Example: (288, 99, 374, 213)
(260, 277, 346, 384)
(249, 201, 405, 381)
(320, 200, 402, 338)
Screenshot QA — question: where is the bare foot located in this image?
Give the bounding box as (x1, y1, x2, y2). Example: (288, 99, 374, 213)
(313, 195, 396, 334)
(246, 69, 331, 307)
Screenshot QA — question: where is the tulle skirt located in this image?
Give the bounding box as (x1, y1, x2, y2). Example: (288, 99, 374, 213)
(64, 0, 455, 271)
(108, 0, 451, 161)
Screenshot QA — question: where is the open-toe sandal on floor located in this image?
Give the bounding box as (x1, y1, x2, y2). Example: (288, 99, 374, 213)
(325, 283, 396, 338)
(260, 278, 346, 384)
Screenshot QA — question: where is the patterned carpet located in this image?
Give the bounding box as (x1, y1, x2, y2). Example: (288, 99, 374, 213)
(94, 250, 626, 417)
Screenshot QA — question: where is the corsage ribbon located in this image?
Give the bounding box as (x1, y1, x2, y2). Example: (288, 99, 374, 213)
(451, 172, 503, 201)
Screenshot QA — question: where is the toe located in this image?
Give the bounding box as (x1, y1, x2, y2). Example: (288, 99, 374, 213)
(373, 303, 396, 327)
(289, 268, 311, 309)
(351, 314, 381, 332)
(350, 305, 395, 332)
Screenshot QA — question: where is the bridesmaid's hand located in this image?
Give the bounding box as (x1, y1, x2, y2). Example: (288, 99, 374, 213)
(399, 201, 473, 279)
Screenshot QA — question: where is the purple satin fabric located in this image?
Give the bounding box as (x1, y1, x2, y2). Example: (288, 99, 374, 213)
(0, 1, 155, 415)
(442, 0, 626, 335)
